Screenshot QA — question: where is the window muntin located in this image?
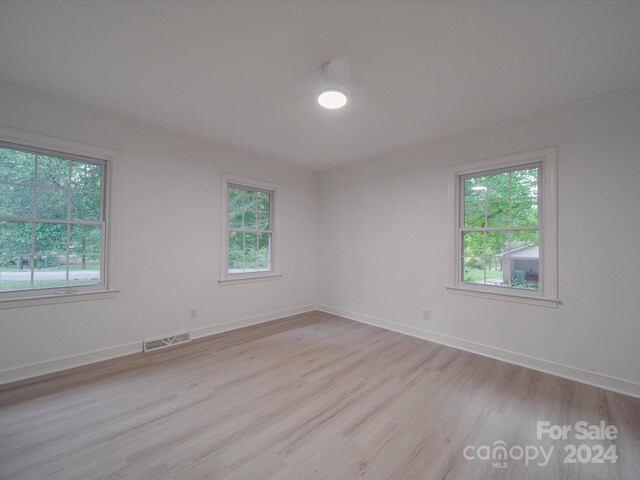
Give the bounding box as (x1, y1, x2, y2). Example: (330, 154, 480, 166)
(226, 184, 273, 275)
(0, 143, 106, 295)
(460, 163, 541, 291)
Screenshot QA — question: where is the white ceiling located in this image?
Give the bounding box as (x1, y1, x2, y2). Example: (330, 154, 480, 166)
(1, 1, 639, 170)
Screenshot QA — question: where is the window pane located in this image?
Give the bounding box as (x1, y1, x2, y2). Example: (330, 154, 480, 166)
(485, 257, 505, 285)
(505, 230, 539, 289)
(511, 199, 538, 227)
(257, 233, 271, 271)
(257, 211, 270, 230)
(462, 257, 485, 284)
(243, 232, 258, 272)
(243, 209, 256, 230)
(486, 230, 509, 257)
(228, 231, 244, 273)
(34, 255, 68, 289)
(0, 221, 32, 254)
(0, 184, 33, 217)
(0, 256, 32, 291)
(486, 172, 510, 200)
(228, 187, 245, 228)
(462, 231, 484, 257)
(37, 155, 69, 189)
(71, 191, 101, 221)
(71, 161, 102, 192)
(256, 191, 270, 211)
(69, 224, 102, 254)
(0, 148, 35, 184)
(36, 188, 68, 219)
(487, 201, 509, 228)
(510, 229, 539, 250)
(229, 187, 244, 211)
(464, 202, 485, 228)
(227, 184, 273, 275)
(1, 146, 106, 296)
(464, 177, 487, 202)
(228, 209, 243, 229)
(511, 167, 538, 199)
(35, 222, 67, 255)
(68, 254, 101, 286)
(460, 163, 543, 293)
(243, 189, 257, 212)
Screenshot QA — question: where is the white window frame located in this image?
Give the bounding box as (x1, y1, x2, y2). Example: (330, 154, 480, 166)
(0, 126, 119, 309)
(219, 174, 280, 285)
(447, 148, 559, 307)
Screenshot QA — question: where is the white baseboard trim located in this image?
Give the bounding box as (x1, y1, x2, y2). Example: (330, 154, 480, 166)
(189, 304, 318, 340)
(0, 342, 141, 386)
(317, 305, 640, 399)
(0, 304, 318, 386)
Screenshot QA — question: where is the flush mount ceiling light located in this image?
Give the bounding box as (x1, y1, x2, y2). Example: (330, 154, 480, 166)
(318, 59, 350, 110)
(318, 89, 347, 109)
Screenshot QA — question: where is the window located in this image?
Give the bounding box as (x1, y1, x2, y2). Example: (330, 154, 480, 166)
(0, 141, 109, 300)
(449, 148, 558, 306)
(220, 175, 279, 284)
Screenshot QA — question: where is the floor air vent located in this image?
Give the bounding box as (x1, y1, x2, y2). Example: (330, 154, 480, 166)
(143, 332, 191, 352)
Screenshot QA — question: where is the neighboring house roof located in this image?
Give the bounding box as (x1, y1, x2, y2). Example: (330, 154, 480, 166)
(497, 245, 539, 258)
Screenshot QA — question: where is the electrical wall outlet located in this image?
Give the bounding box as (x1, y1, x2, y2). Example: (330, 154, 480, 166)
(189, 308, 198, 320)
(423, 310, 430, 321)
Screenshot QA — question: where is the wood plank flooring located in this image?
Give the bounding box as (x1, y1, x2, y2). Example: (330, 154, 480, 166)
(1, 311, 639, 479)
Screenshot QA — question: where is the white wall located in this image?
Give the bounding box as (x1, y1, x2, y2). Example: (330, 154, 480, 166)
(0, 82, 318, 380)
(2, 80, 639, 396)
(318, 88, 640, 393)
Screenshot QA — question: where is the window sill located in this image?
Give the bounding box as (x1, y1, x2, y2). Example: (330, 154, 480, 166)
(446, 285, 560, 308)
(219, 274, 282, 286)
(0, 289, 119, 310)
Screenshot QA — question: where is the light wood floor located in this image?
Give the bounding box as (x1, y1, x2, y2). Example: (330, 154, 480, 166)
(1, 311, 639, 479)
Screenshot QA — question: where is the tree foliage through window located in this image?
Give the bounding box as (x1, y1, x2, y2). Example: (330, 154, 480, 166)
(461, 165, 540, 289)
(0, 144, 104, 292)
(227, 185, 272, 274)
